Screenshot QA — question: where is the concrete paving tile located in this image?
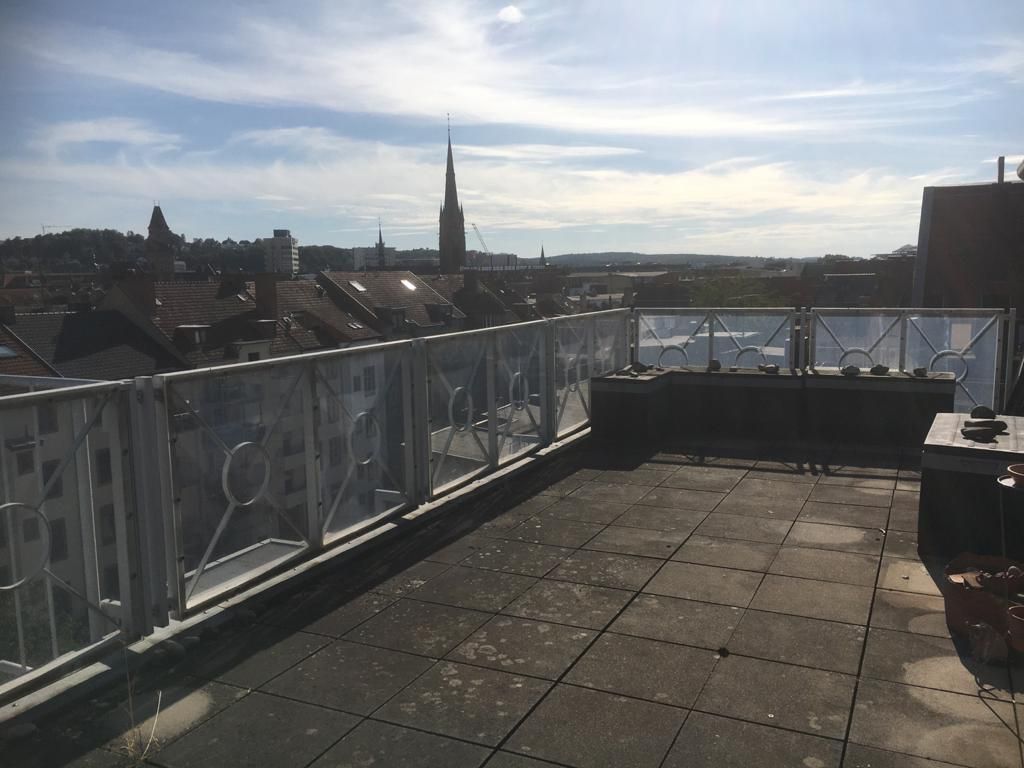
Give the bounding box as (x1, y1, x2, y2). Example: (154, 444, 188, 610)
(635, 486, 725, 512)
(609, 593, 743, 648)
(750, 574, 874, 625)
(374, 560, 452, 596)
(821, 463, 899, 479)
(809, 484, 894, 508)
(484, 752, 560, 767)
(876, 557, 942, 596)
(798, 501, 889, 529)
(538, 497, 630, 525)
(695, 654, 856, 739)
(744, 468, 820, 484)
(261, 640, 433, 714)
(610, 506, 706, 532)
(895, 479, 921, 492)
(888, 491, 920, 532)
(596, 468, 674, 486)
(727, 609, 866, 675)
(154, 691, 359, 768)
(849, 678, 1019, 768)
(548, 550, 661, 591)
(448, 615, 595, 679)
(843, 744, 959, 768)
(505, 516, 605, 548)
(713, 492, 805, 520)
(732, 477, 814, 501)
(506, 684, 686, 768)
(0, 733, 133, 768)
(300, 592, 396, 637)
(695, 512, 793, 544)
(426, 533, 493, 565)
(478, 497, 561, 534)
(60, 679, 248, 757)
(671, 535, 779, 572)
(569, 481, 654, 505)
(411, 566, 537, 612)
(181, 627, 330, 689)
(660, 465, 747, 492)
(861, 627, 1012, 699)
(309, 720, 491, 768)
(539, 469, 601, 497)
(583, 524, 688, 558)
(463, 540, 573, 577)
(503, 580, 634, 630)
(646, 561, 763, 607)
(883, 529, 922, 560)
(785, 522, 883, 555)
(870, 589, 950, 638)
(376, 661, 551, 746)
(818, 475, 897, 490)
(565, 632, 717, 707)
(769, 546, 879, 586)
(663, 711, 843, 768)
(345, 598, 490, 657)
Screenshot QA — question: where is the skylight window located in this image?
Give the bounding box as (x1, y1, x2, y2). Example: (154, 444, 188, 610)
(400, 279, 417, 291)
(0, 344, 17, 359)
(347, 321, 364, 330)
(349, 280, 367, 292)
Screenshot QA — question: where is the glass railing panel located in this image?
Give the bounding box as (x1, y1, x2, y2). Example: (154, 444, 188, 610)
(495, 322, 545, 464)
(810, 310, 902, 370)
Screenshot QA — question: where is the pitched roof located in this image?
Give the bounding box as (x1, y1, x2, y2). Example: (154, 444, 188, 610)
(7, 310, 184, 380)
(272, 281, 382, 344)
(0, 324, 57, 378)
(319, 271, 464, 329)
(421, 274, 518, 325)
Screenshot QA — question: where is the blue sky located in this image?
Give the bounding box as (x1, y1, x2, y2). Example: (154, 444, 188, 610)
(0, 1, 1021, 259)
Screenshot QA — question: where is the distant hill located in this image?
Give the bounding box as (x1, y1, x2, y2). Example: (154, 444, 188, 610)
(535, 252, 764, 268)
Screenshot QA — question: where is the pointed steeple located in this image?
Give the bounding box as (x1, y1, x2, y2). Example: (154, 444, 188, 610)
(539, 245, 547, 267)
(439, 124, 467, 275)
(376, 219, 387, 270)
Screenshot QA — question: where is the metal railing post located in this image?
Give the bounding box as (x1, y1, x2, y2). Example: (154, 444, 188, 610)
(151, 376, 187, 619)
(486, 330, 498, 470)
(1001, 309, 1016, 411)
(302, 360, 324, 552)
(541, 320, 556, 443)
(898, 310, 908, 373)
(410, 339, 432, 502)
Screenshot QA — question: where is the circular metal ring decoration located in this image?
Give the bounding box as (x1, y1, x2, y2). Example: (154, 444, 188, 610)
(658, 344, 689, 368)
(509, 371, 529, 412)
(221, 441, 272, 507)
(929, 349, 970, 383)
(347, 410, 382, 467)
(0, 502, 52, 591)
(734, 345, 768, 368)
(837, 347, 874, 368)
(448, 386, 474, 433)
(565, 355, 580, 392)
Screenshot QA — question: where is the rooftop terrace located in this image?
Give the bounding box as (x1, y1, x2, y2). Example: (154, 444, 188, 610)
(4, 440, 1020, 768)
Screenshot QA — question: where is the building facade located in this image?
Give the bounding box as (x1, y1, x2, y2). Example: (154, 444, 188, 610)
(265, 230, 300, 275)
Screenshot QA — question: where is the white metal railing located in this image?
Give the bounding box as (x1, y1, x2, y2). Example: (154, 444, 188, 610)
(636, 308, 799, 370)
(0, 309, 628, 704)
(807, 308, 1015, 411)
(0, 304, 1014, 705)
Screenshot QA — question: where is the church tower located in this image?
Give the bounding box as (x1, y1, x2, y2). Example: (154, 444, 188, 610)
(145, 204, 177, 279)
(376, 220, 387, 270)
(438, 129, 466, 275)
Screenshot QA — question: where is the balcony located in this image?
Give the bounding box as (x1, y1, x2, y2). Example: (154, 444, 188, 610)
(0, 307, 1019, 767)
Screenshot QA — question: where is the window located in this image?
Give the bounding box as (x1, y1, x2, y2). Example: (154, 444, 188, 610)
(42, 459, 62, 499)
(16, 450, 33, 476)
(327, 398, 340, 424)
(0, 565, 9, 586)
(347, 321, 363, 330)
(353, 374, 362, 393)
(348, 280, 367, 292)
(23, 517, 39, 543)
(50, 519, 68, 562)
(356, 463, 366, 480)
(0, 344, 16, 359)
(94, 448, 112, 486)
(328, 437, 342, 467)
(103, 564, 120, 599)
(400, 279, 417, 291)
(247, 352, 260, 362)
(37, 404, 59, 435)
(363, 366, 376, 393)
(99, 504, 116, 545)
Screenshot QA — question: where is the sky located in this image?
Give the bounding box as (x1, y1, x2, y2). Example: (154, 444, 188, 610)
(0, 1, 1021, 259)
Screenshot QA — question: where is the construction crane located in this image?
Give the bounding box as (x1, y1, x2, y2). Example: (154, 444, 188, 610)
(40, 224, 73, 234)
(471, 223, 493, 271)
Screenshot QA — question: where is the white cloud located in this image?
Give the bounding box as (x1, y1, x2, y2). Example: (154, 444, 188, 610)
(497, 5, 524, 24)
(30, 117, 180, 156)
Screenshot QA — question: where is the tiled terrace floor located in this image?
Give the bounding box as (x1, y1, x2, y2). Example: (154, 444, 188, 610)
(4, 442, 1023, 768)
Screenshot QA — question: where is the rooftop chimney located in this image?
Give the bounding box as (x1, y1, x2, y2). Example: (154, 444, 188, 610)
(254, 273, 280, 320)
(998, 156, 1005, 183)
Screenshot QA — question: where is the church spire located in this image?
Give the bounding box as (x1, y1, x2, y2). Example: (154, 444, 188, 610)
(439, 124, 466, 275)
(539, 245, 547, 267)
(376, 218, 386, 270)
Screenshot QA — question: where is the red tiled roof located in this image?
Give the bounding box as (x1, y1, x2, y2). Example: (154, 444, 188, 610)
(273, 281, 382, 344)
(0, 324, 57, 378)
